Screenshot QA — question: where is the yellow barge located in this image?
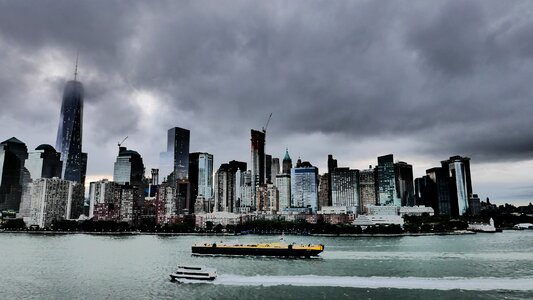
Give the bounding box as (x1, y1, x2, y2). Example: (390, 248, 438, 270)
(192, 241, 324, 258)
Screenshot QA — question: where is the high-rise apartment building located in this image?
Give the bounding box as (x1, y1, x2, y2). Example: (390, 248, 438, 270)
(276, 173, 291, 210)
(28, 178, 77, 228)
(359, 166, 377, 213)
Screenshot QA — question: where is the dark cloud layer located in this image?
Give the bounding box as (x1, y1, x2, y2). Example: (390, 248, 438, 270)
(0, 0, 532, 203)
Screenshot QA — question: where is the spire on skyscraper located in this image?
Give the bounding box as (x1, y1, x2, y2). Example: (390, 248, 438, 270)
(74, 53, 79, 81)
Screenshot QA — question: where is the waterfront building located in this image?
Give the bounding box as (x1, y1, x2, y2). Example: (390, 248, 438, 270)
(394, 161, 414, 206)
(189, 152, 213, 213)
(28, 177, 78, 228)
(195, 212, 250, 229)
(359, 166, 377, 213)
(377, 154, 398, 206)
(113, 147, 145, 185)
(330, 167, 359, 212)
(399, 206, 435, 216)
(26, 144, 62, 180)
(0, 137, 29, 212)
(159, 127, 190, 182)
(366, 204, 399, 215)
(55, 73, 87, 185)
(251, 129, 266, 200)
(282, 148, 292, 174)
(291, 163, 319, 212)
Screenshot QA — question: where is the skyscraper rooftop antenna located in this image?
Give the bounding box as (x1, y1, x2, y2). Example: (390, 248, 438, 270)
(74, 52, 79, 81)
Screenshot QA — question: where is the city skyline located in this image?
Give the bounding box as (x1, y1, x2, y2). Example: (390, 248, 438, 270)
(0, 1, 533, 205)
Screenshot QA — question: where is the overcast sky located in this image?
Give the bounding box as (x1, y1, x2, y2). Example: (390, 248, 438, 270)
(1, 0, 532, 205)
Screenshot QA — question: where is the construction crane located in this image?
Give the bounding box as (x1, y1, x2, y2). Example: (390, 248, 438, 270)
(118, 136, 128, 147)
(262, 113, 273, 133)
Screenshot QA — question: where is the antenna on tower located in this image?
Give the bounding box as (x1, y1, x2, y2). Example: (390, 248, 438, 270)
(74, 52, 79, 81)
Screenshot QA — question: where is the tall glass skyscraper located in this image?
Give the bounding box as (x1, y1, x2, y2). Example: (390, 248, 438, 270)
(160, 127, 190, 182)
(251, 129, 266, 202)
(55, 79, 87, 184)
(377, 154, 398, 206)
(189, 152, 214, 213)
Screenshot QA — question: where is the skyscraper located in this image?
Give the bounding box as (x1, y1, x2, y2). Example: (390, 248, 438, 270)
(113, 147, 145, 185)
(26, 144, 62, 180)
(377, 154, 398, 206)
(251, 129, 266, 201)
(394, 161, 414, 206)
(189, 152, 214, 213)
(359, 166, 377, 213)
(330, 167, 359, 211)
(160, 127, 190, 182)
(0, 137, 29, 211)
(291, 162, 319, 212)
(441, 156, 472, 216)
(55, 71, 87, 184)
(276, 173, 291, 210)
(214, 161, 246, 212)
(265, 154, 272, 183)
(327, 154, 338, 206)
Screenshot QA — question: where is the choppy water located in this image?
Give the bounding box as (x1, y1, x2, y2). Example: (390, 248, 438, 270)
(1, 231, 532, 299)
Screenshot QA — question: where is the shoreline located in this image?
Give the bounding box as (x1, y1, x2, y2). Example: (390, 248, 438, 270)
(0, 230, 480, 237)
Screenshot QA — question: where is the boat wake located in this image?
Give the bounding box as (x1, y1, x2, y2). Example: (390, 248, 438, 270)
(206, 274, 533, 291)
(322, 251, 533, 261)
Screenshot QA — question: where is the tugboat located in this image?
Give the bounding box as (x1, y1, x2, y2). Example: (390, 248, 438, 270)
(169, 265, 217, 282)
(192, 239, 324, 258)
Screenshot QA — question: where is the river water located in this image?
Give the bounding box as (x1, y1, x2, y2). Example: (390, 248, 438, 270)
(1, 230, 532, 299)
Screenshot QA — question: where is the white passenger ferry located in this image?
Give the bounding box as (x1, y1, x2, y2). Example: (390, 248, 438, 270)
(169, 265, 217, 282)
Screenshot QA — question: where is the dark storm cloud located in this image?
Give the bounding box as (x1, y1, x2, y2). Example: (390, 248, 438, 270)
(0, 0, 533, 183)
